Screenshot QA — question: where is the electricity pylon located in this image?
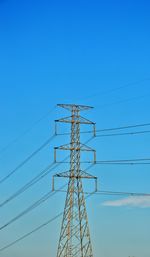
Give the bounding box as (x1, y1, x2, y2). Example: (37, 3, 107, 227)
(53, 104, 97, 257)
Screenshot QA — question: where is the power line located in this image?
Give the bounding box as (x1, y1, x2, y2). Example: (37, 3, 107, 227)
(0, 137, 94, 208)
(77, 78, 150, 102)
(95, 158, 150, 165)
(95, 122, 150, 133)
(93, 157, 150, 165)
(2, 99, 150, 254)
(0, 135, 55, 185)
(53, 189, 150, 197)
(57, 122, 150, 136)
(56, 190, 150, 197)
(96, 92, 150, 110)
(0, 163, 94, 232)
(95, 190, 150, 196)
(58, 162, 150, 165)
(0, 212, 63, 253)
(1, 188, 150, 253)
(56, 159, 150, 165)
(0, 184, 67, 231)
(0, 156, 71, 208)
(0, 192, 94, 253)
(1, 79, 148, 157)
(96, 130, 150, 137)
(96, 157, 150, 162)
(0, 163, 54, 208)
(95, 162, 150, 165)
(0, 106, 56, 156)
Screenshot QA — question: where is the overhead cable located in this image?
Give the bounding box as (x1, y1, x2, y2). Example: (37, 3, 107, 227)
(0, 135, 55, 185)
(0, 184, 67, 231)
(0, 106, 56, 156)
(0, 192, 94, 252)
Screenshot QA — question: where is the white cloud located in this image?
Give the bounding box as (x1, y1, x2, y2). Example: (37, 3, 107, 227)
(103, 196, 150, 208)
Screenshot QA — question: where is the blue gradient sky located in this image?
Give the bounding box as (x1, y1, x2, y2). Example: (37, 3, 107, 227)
(0, 1, 150, 257)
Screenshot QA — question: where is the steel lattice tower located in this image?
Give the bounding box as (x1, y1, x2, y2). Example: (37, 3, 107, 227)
(53, 104, 97, 257)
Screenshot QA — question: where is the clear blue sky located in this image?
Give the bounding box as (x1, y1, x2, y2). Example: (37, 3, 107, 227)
(0, 1, 150, 257)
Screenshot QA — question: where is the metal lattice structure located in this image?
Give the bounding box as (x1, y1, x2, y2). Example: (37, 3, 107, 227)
(53, 104, 97, 257)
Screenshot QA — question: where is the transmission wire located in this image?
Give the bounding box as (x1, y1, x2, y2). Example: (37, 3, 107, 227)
(0, 106, 56, 156)
(0, 135, 55, 185)
(0, 192, 94, 253)
(0, 184, 67, 231)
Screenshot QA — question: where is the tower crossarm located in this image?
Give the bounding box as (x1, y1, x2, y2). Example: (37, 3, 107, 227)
(55, 115, 96, 136)
(52, 170, 98, 192)
(54, 143, 96, 163)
